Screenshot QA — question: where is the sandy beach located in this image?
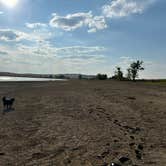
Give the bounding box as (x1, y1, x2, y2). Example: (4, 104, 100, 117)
(0, 80, 166, 166)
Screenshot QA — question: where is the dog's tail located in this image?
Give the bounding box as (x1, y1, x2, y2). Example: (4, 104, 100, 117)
(2, 96, 6, 102)
(11, 98, 15, 102)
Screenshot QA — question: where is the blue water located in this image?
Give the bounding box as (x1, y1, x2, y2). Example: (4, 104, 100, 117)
(0, 76, 66, 82)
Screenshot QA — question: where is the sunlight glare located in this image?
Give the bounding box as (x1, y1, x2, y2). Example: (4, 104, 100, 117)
(1, 0, 18, 8)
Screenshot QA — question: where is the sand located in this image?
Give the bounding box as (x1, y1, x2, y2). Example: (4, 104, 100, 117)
(0, 80, 166, 166)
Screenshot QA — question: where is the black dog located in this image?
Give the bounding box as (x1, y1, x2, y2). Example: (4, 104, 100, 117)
(2, 97, 15, 110)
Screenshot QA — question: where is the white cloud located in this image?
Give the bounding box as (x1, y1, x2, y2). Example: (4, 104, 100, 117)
(141, 61, 166, 79)
(0, 29, 29, 42)
(23, 45, 106, 62)
(0, 28, 54, 44)
(49, 12, 107, 33)
(0, 11, 3, 15)
(25, 22, 48, 29)
(0, 50, 8, 55)
(102, 0, 156, 18)
(87, 16, 107, 33)
(0, 43, 107, 74)
(49, 0, 156, 32)
(54, 46, 105, 55)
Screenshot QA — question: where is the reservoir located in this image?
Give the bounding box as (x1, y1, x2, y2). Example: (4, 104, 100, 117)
(0, 76, 66, 82)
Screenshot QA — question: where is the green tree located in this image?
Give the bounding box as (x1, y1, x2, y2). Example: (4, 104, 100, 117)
(96, 73, 108, 80)
(114, 67, 124, 80)
(78, 74, 82, 80)
(129, 60, 144, 81)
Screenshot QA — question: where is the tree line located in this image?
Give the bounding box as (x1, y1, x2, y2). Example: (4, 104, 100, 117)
(96, 60, 144, 81)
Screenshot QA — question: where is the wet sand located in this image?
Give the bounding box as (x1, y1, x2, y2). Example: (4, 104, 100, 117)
(0, 80, 166, 166)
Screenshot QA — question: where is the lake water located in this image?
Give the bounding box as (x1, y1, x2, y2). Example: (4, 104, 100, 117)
(0, 76, 66, 82)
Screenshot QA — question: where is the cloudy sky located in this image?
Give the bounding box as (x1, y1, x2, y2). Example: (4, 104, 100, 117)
(0, 0, 165, 78)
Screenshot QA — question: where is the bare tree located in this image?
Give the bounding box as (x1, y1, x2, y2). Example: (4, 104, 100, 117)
(126, 68, 132, 80)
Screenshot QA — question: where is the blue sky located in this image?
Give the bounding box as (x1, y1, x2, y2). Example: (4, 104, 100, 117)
(0, 0, 166, 78)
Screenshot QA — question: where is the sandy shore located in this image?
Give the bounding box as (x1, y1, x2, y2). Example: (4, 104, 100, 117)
(0, 80, 166, 166)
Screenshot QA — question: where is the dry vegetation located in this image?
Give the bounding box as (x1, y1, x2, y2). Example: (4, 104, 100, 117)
(0, 80, 166, 166)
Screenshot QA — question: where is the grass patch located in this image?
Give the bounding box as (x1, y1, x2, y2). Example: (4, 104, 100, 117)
(144, 80, 166, 86)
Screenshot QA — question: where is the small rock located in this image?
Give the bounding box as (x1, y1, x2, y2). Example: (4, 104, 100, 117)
(72, 147, 79, 151)
(0, 152, 5, 156)
(114, 120, 118, 123)
(63, 158, 71, 164)
(102, 162, 108, 166)
(135, 150, 142, 160)
(138, 144, 144, 150)
(131, 127, 141, 134)
(127, 97, 136, 100)
(130, 136, 135, 140)
(96, 155, 103, 159)
(106, 143, 110, 146)
(119, 157, 130, 163)
(32, 152, 47, 159)
(101, 150, 110, 158)
(114, 139, 119, 143)
(129, 143, 135, 146)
